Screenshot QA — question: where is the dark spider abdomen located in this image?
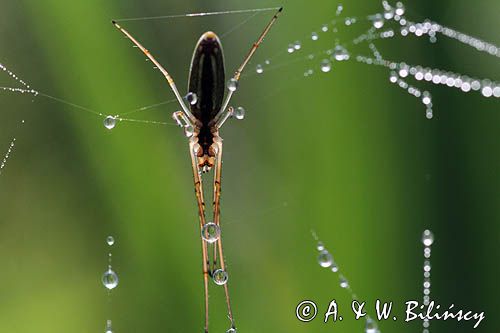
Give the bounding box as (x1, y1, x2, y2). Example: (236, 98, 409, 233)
(188, 31, 226, 155)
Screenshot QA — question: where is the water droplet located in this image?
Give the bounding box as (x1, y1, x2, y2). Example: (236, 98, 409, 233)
(102, 268, 119, 290)
(226, 328, 237, 333)
(422, 230, 434, 246)
(264, 59, 271, 65)
(423, 260, 432, 272)
(318, 250, 333, 268)
(213, 269, 228, 285)
(372, 14, 385, 29)
(493, 86, 500, 97)
(389, 71, 399, 83)
(184, 125, 194, 137)
(320, 59, 332, 73)
(481, 86, 493, 97)
(201, 222, 220, 244)
(471, 80, 481, 91)
(365, 317, 379, 333)
(321, 24, 328, 32)
(332, 46, 350, 61)
(304, 68, 314, 77)
(422, 92, 432, 105)
(287, 44, 295, 53)
(105, 320, 113, 333)
(106, 236, 115, 246)
(103, 116, 116, 130)
(185, 92, 198, 105)
(395, 2, 405, 16)
(256, 64, 264, 74)
(294, 41, 302, 50)
(311, 32, 319, 41)
(331, 262, 339, 272)
(339, 275, 349, 288)
(336, 4, 343, 16)
(316, 242, 325, 251)
(384, 7, 395, 20)
(234, 107, 245, 120)
(399, 63, 409, 77)
(227, 78, 239, 92)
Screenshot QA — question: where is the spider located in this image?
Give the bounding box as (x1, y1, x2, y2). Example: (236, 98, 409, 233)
(112, 7, 282, 332)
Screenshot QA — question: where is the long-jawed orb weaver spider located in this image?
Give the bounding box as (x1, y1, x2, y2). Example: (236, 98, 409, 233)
(112, 7, 282, 332)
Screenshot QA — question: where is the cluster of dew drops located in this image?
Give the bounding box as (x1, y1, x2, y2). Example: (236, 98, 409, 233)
(98, 229, 232, 332)
(315, 235, 381, 333)
(101, 235, 118, 333)
(253, 3, 348, 77)
(313, 229, 436, 333)
(252, 1, 500, 120)
(0, 118, 26, 177)
(0, 138, 16, 175)
(0, 63, 38, 96)
(421, 229, 434, 333)
(201, 221, 230, 287)
(226, 79, 247, 120)
(102, 235, 119, 290)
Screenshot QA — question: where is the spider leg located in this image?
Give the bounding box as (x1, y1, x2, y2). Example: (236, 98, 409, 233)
(188, 137, 210, 332)
(211, 134, 235, 328)
(213, 7, 283, 127)
(112, 21, 198, 125)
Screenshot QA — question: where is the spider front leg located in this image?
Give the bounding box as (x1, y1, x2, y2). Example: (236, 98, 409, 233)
(214, 7, 283, 123)
(112, 21, 197, 124)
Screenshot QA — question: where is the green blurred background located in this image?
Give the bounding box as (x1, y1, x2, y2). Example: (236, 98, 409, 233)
(0, 0, 498, 332)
